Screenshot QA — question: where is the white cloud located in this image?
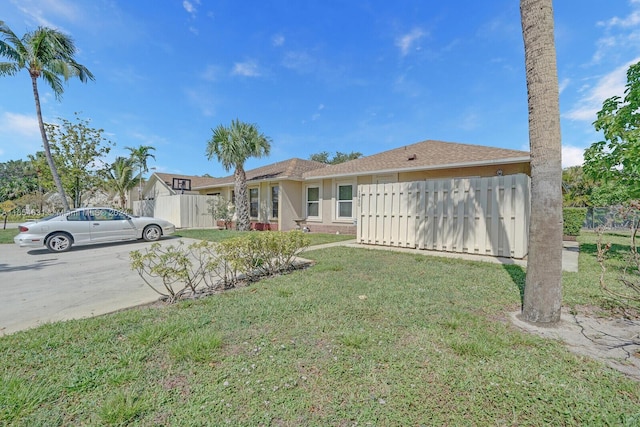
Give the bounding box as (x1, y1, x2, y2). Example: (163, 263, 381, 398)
(0, 112, 42, 159)
(282, 51, 315, 73)
(232, 61, 260, 77)
(201, 64, 222, 82)
(565, 59, 639, 121)
(183, 0, 200, 17)
(593, 1, 640, 63)
(0, 112, 40, 137)
(562, 145, 584, 167)
(272, 34, 285, 47)
(9, 0, 80, 28)
(599, 9, 640, 28)
(395, 28, 426, 56)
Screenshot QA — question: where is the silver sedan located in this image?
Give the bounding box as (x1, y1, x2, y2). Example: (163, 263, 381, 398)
(14, 207, 176, 252)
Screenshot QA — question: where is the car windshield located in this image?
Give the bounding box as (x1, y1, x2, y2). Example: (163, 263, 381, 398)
(39, 214, 59, 221)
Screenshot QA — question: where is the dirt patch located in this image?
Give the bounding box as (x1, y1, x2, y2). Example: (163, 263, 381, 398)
(510, 309, 640, 381)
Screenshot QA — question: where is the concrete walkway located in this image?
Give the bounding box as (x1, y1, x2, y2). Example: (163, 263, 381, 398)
(305, 239, 579, 273)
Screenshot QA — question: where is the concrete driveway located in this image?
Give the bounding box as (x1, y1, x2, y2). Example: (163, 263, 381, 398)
(0, 236, 197, 335)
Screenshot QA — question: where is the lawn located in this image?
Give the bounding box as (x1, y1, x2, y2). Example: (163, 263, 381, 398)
(1, 231, 639, 425)
(0, 227, 18, 244)
(175, 228, 355, 246)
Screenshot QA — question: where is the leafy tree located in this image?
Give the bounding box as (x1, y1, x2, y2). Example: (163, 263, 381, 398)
(583, 61, 640, 201)
(562, 166, 593, 207)
(520, 0, 563, 324)
(309, 151, 362, 164)
(206, 119, 272, 231)
(103, 157, 139, 209)
(126, 145, 156, 200)
(0, 159, 38, 202)
(0, 21, 95, 211)
(44, 114, 113, 208)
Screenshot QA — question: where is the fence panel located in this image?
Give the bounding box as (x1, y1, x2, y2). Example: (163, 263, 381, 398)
(133, 195, 217, 228)
(357, 174, 530, 259)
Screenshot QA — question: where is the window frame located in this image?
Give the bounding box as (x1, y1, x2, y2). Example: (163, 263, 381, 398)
(249, 187, 259, 219)
(336, 181, 355, 220)
(270, 185, 279, 219)
(305, 184, 321, 220)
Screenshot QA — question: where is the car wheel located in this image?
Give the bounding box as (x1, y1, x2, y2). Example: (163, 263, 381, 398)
(46, 232, 72, 252)
(143, 225, 162, 242)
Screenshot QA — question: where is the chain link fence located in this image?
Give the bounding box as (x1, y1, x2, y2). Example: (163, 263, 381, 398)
(584, 206, 640, 229)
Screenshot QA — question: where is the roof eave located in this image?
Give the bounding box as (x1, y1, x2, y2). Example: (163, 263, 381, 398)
(193, 175, 308, 190)
(303, 156, 531, 180)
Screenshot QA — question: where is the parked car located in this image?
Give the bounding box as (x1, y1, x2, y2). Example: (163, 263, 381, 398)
(14, 207, 176, 253)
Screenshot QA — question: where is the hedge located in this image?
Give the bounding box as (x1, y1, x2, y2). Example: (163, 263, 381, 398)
(563, 207, 587, 236)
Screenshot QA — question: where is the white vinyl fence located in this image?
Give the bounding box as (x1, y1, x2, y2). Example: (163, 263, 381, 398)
(357, 174, 530, 259)
(134, 194, 217, 229)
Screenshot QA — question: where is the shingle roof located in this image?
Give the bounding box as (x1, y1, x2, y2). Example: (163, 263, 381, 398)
(302, 139, 530, 179)
(154, 173, 222, 191)
(155, 141, 529, 190)
(192, 158, 327, 189)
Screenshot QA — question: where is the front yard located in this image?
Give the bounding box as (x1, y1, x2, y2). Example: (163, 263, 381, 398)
(1, 231, 639, 425)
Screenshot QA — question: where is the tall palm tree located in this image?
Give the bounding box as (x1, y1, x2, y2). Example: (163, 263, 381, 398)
(0, 21, 94, 211)
(125, 145, 156, 201)
(520, 0, 563, 324)
(104, 157, 139, 209)
(206, 119, 271, 231)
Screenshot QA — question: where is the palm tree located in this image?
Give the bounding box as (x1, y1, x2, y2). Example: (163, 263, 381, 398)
(0, 21, 94, 212)
(206, 119, 272, 231)
(104, 157, 139, 209)
(125, 145, 156, 201)
(520, 0, 563, 324)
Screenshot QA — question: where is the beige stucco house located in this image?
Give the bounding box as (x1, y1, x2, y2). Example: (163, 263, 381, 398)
(141, 139, 530, 233)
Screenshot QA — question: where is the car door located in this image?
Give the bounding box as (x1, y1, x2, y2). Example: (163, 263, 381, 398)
(88, 208, 136, 243)
(63, 210, 92, 244)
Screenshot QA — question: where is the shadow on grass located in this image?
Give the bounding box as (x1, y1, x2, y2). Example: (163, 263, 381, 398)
(503, 264, 526, 304)
(580, 242, 632, 262)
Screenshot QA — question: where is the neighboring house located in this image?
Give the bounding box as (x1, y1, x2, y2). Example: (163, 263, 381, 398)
(140, 139, 529, 233)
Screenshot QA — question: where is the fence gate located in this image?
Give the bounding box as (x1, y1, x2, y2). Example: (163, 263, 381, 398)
(357, 174, 530, 259)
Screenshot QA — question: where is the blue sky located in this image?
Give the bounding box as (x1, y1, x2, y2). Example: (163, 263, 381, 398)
(1, 1, 639, 178)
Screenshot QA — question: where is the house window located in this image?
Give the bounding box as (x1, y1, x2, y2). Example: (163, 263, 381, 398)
(249, 188, 259, 218)
(306, 186, 320, 218)
(337, 184, 353, 218)
(271, 185, 279, 219)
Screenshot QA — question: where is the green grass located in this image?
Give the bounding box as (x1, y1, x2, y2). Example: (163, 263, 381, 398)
(0, 227, 18, 244)
(1, 231, 639, 425)
(175, 228, 355, 246)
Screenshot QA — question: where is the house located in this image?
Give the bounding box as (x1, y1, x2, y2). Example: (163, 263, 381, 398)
(138, 139, 529, 234)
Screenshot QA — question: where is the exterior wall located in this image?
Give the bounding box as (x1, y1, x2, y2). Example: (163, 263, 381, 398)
(135, 194, 217, 228)
(358, 174, 530, 258)
(280, 180, 304, 231)
(145, 179, 174, 200)
(398, 162, 529, 182)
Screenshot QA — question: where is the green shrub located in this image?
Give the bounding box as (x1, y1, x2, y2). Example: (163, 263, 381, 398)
(563, 207, 587, 236)
(130, 231, 310, 302)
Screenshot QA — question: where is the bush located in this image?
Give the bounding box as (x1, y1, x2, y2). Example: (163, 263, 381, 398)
(563, 207, 587, 236)
(130, 231, 311, 302)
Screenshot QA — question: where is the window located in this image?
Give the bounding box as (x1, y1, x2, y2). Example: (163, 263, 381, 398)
(271, 186, 279, 218)
(306, 186, 320, 217)
(249, 188, 259, 218)
(337, 184, 353, 218)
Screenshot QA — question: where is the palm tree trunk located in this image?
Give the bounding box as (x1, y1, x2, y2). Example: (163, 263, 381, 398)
(31, 76, 71, 211)
(520, 0, 563, 324)
(234, 167, 250, 231)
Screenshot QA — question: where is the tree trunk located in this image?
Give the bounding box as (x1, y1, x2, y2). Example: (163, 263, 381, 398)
(31, 76, 71, 211)
(520, 0, 563, 324)
(234, 166, 250, 231)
